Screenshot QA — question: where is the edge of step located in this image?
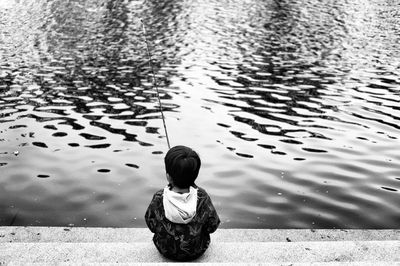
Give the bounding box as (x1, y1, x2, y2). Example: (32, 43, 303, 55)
(1, 227, 399, 243)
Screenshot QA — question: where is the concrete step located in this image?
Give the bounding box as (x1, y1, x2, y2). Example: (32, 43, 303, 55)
(1, 227, 399, 243)
(0, 227, 399, 264)
(1, 241, 399, 264)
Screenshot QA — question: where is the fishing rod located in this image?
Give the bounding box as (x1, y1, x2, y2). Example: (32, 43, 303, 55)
(140, 19, 171, 149)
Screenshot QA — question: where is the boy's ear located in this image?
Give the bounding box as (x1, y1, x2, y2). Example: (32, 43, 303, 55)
(166, 173, 172, 184)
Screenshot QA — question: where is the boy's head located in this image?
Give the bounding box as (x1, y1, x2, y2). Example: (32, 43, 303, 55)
(164, 145, 201, 188)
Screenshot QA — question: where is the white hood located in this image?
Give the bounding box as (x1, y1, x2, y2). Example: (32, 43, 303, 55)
(163, 186, 198, 224)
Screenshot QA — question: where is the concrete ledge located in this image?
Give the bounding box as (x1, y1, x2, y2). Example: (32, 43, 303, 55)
(1, 241, 400, 264)
(0, 227, 399, 264)
(1, 227, 399, 243)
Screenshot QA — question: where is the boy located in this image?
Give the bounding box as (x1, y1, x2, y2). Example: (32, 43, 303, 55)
(145, 145, 220, 261)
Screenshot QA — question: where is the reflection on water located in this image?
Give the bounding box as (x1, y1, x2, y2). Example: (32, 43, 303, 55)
(0, 0, 399, 228)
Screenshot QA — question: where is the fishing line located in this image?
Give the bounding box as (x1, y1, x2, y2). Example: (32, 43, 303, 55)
(140, 19, 171, 149)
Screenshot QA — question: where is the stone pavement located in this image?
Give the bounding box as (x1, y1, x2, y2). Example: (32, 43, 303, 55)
(0, 227, 399, 264)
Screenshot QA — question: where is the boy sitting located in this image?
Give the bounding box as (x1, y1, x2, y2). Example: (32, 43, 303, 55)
(145, 145, 220, 261)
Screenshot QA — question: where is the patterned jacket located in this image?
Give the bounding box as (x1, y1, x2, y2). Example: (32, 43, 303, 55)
(145, 186, 220, 261)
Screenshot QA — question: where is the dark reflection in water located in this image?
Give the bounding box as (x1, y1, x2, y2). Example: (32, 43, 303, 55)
(0, 0, 399, 228)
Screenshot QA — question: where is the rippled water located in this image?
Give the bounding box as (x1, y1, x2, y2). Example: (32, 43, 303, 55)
(1, 0, 399, 228)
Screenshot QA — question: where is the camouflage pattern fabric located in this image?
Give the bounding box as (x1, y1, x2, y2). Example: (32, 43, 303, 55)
(145, 186, 220, 261)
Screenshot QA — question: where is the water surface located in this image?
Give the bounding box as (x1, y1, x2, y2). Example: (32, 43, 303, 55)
(0, 0, 399, 228)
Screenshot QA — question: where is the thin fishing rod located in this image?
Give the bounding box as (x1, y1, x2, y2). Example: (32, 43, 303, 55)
(140, 19, 171, 149)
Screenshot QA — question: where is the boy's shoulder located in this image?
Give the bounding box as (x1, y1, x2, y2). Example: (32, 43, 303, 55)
(195, 186, 214, 205)
(149, 189, 164, 203)
(153, 188, 164, 197)
(196, 186, 209, 196)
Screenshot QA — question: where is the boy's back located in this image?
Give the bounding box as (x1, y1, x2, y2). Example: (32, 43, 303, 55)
(145, 185, 220, 261)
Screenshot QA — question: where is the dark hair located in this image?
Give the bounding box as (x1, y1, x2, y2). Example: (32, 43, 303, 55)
(164, 145, 201, 188)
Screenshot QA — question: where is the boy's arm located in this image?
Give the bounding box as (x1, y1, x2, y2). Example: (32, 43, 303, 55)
(204, 194, 220, 234)
(144, 192, 162, 233)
